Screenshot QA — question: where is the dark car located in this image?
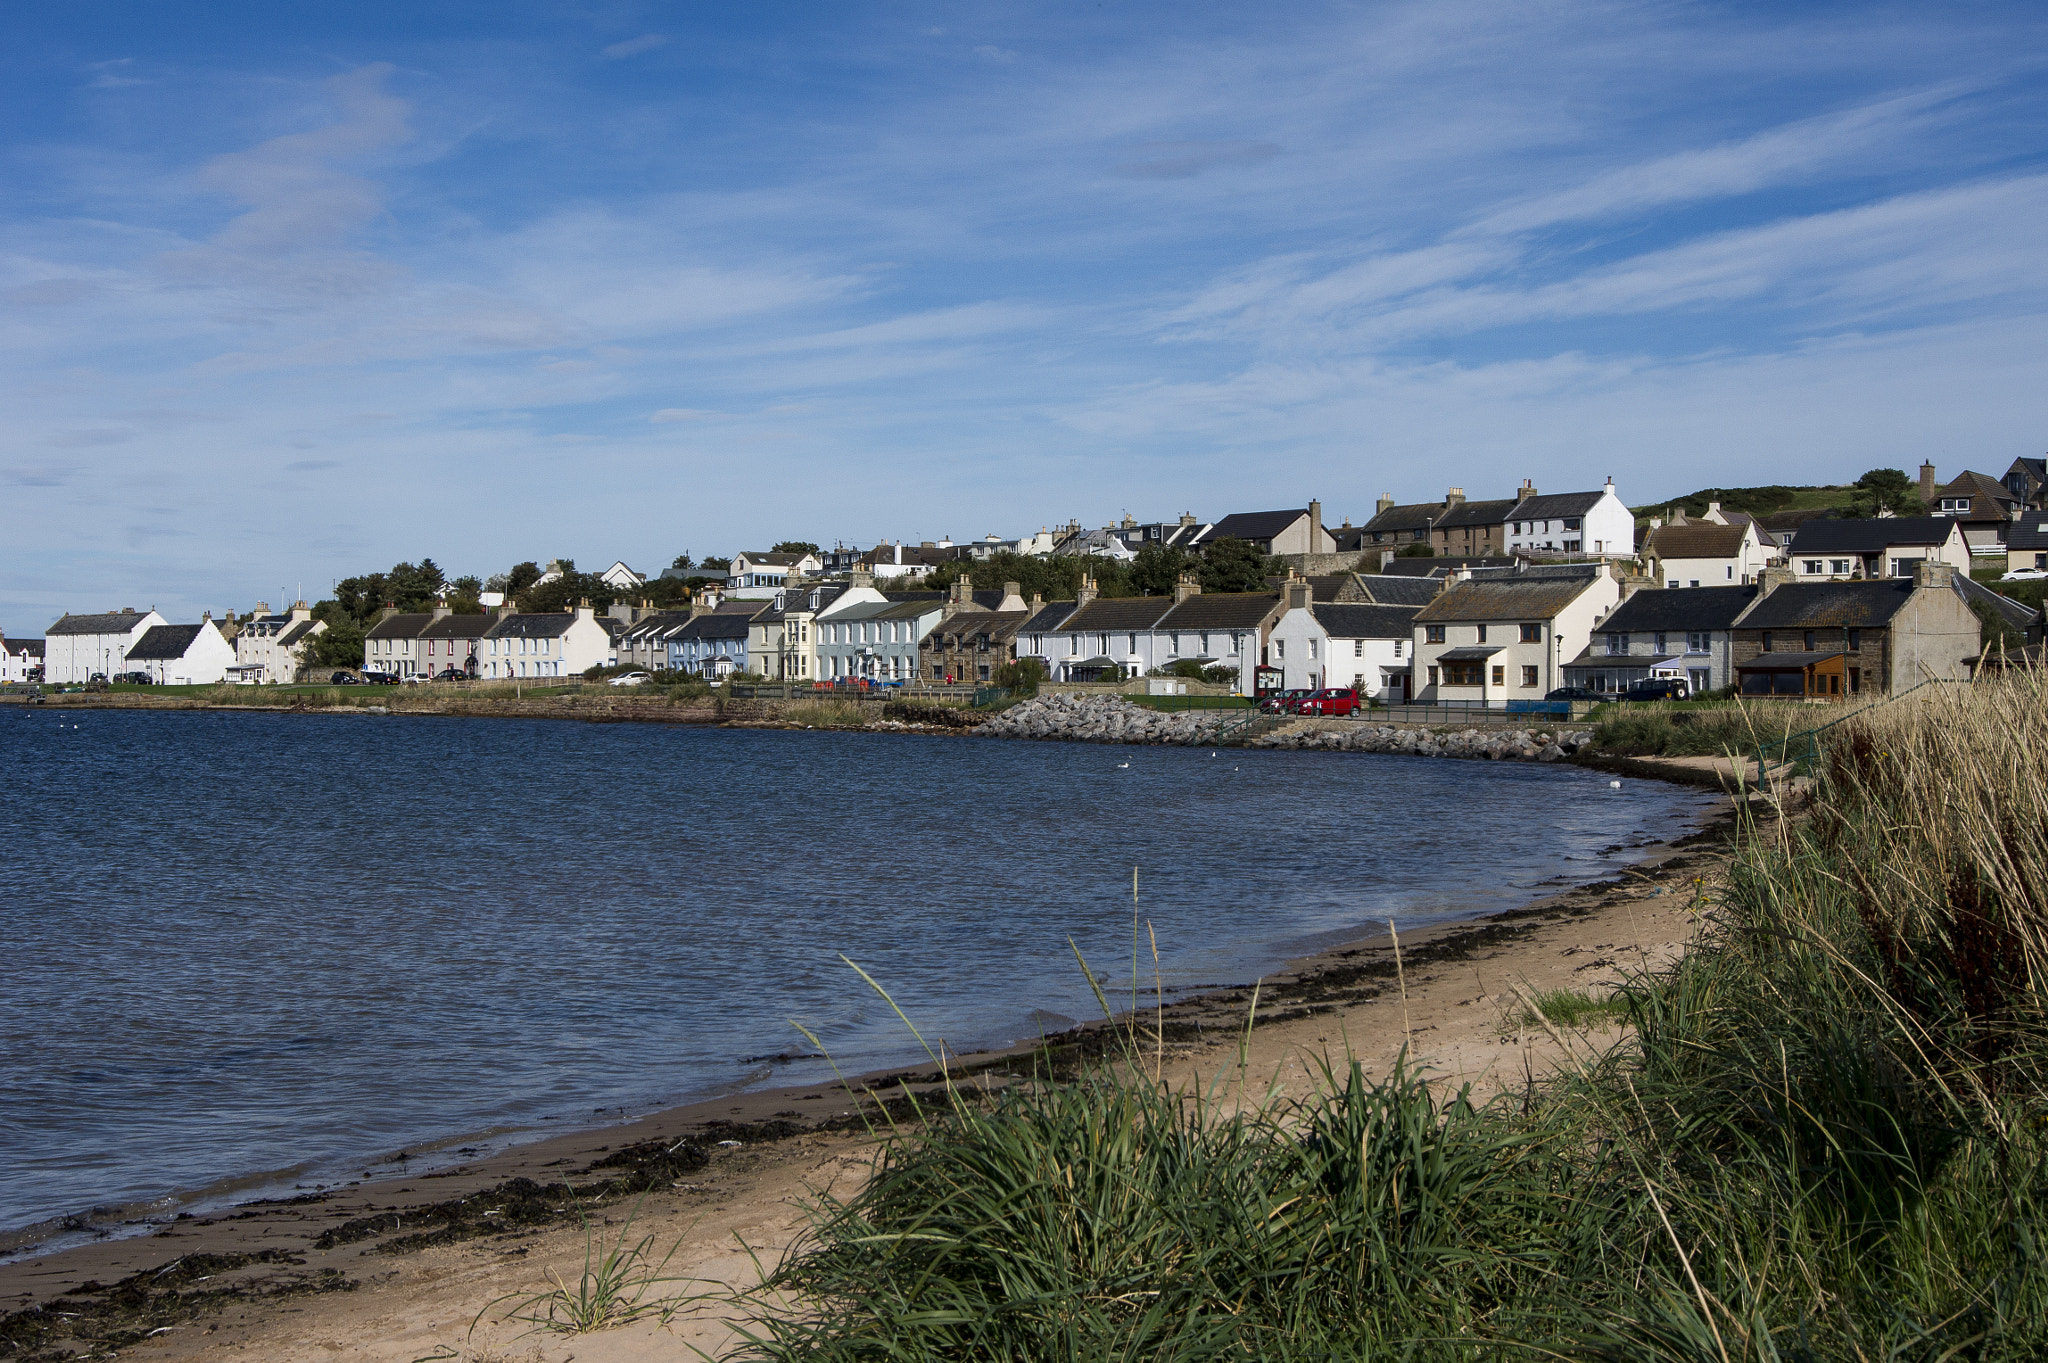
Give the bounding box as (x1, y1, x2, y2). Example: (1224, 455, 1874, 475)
(1621, 678, 1690, 702)
(432, 668, 467, 682)
(1259, 688, 1309, 714)
(116, 671, 153, 685)
(1544, 686, 1604, 702)
(331, 671, 363, 685)
(1298, 687, 1360, 717)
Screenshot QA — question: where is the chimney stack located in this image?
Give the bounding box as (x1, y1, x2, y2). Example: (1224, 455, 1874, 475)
(1758, 566, 1794, 597)
(1376, 493, 1395, 515)
(1913, 559, 1956, 591)
(1285, 577, 1311, 611)
(1174, 573, 1201, 604)
(1516, 479, 1536, 502)
(1920, 462, 1938, 504)
(1075, 573, 1099, 608)
(1446, 486, 1466, 507)
(1308, 498, 1324, 548)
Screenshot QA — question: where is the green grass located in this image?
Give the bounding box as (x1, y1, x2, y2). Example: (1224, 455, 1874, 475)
(1517, 987, 1631, 1031)
(715, 672, 2048, 1361)
(1631, 483, 1857, 523)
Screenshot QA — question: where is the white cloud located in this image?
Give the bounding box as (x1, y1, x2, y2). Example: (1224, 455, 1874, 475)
(601, 34, 669, 60)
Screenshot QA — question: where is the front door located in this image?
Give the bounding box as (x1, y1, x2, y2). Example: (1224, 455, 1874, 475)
(1400, 670, 1412, 700)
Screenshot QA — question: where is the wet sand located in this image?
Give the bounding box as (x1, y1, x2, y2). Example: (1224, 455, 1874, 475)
(0, 772, 1748, 1362)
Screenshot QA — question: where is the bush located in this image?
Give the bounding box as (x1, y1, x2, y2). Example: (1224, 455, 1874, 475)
(992, 658, 1047, 694)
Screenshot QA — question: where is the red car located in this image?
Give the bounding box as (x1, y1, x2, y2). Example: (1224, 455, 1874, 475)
(1298, 687, 1360, 716)
(1259, 688, 1309, 714)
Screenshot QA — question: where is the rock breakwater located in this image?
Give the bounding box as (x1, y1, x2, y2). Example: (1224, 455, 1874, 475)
(977, 694, 1593, 762)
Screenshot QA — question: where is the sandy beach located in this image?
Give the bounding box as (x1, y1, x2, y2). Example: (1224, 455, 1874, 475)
(0, 766, 1745, 1363)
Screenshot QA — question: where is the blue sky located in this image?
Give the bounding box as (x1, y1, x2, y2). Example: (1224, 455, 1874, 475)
(4, 1, 2047, 631)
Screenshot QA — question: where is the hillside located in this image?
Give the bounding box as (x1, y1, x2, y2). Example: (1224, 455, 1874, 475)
(1630, 483, 1856, 524)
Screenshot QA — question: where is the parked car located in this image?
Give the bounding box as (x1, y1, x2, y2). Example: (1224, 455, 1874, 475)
(1258, 688, 1309, 714)
(609, 671, 653, 687)
(116, 671, 153, 685)
(331, 671, 363, 685)
(1298, 687, 1360, 716)
(1544, 685, 1604, 702)
(1621, 678, 1690, 702)
(359, 670, 399, 686)
(88, 672, 107, 684)
(2000, 567, 2048, 582)
(432, 668, 467, 682)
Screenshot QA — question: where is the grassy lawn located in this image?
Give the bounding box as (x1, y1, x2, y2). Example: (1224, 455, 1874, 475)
(1630, 481, 1856, 523)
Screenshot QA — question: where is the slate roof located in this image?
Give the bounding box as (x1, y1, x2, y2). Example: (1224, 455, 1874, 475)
(712, 598, 770, 615)
(1434, 498, 1518, 530)
(1155, 592, 1283, 631)
(933, 612, 1028, 645)
(125, 624, 210, 660)
(1598, 585, 1758, 633)
(738, 551, 807, 567)
(1058, 597, 1178, 632)
(1330, 526, 1373, 552)
(278, 621, 318, 648)
(1413, 576, 1602, 624)
(4, 638, 45, 657)
(484, 612, 578, 639)
(1786, 517, 1963, 555)
(419, 613, 496, 640)
(1306, 573, 1365, 602)
(1733, 581, 1917, 629)
(1360, 501, 1442, 535)
(47, 611, 153, 636)
(2006, 516, 2048, 551)
(1019, 602, 1079, 633)
(676, 614, 752, 642)
(1511, 490, 1608, 519)
(1644, 523, 1749, 560)
(1953, 574, 2038, 632)
(1935, 470, 2016, 519)
(1312, 603, 1420, 639)
(1356, 576, 1444, 606)
(365, 612, 433, 640)
(1205, 509, 1309, 542)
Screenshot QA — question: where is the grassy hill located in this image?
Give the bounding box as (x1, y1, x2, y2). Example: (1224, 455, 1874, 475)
(1630, 484, 1857, 524)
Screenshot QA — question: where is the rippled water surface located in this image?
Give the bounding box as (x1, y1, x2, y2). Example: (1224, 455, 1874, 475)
(0, 707, 1718, 1239)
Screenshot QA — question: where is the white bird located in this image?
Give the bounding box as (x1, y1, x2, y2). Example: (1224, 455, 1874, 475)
(1116, 761, 1130, 769)
(1609, 779, 1622, 788)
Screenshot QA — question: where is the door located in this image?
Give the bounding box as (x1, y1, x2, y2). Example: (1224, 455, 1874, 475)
(1400, 671, 1411, 701)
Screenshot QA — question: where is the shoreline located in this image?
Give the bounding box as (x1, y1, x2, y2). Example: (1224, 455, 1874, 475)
(0, 769, 1743, 1359)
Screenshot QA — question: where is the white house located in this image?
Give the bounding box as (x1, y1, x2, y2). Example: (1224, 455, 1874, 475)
(363, 610, 434, 679)
(230, 602, 327, 684)
(1014, 577, 1284, 695)
(1640, 518, 1772, 588)
(600, 561, 647, 590)
(1411, 566, 1625, 705)
(125, 620, 237, 684)
(478, 604, 612, 679)
(815, 598, 945, 682)
(669, 612, 755, 677)
(43, 609, 168, 682)
(1784, 517, 1971, 581)
(1501, 479, 1635, 558)
(1, 636, 44, 683)
(727, 550, 825, 598)
(1266, 601, 1423, 699)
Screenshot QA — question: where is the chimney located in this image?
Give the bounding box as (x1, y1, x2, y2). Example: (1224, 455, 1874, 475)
(575, 601, 594, 622)
(1446, 487, 1466, 507)
(432, 602, 451, 621)
(1179, 512, 1197, 527)
(255, 601, 271, 616)
(1376, 493, 1395, 515)
(1075, 573, 1099, 608)
(1308, 498, 1324, 547)
(1758, 566, 1795, 597)
(1704, 501, 1724, 523)
(849, 567, 875, 590)
(998, 580, 1026, 612)
(1668, 506, 1688, 526)
(1913, 559, 1956, 591)
(1920, 462, 1938, 504)
(1516, 479, 1536, 502)
(1029, 591, 1045, 616)
(1174, 573, 1201, 604)
(1285, 578, 1310, 611)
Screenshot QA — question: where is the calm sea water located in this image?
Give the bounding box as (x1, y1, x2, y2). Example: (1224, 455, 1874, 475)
(0, 708, 1717, 1245)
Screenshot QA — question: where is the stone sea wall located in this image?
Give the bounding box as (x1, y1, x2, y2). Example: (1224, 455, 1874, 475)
(975, 693, 1593, 763)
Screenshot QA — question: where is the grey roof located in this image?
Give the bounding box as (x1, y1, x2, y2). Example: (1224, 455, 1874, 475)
(1154, 592, 1282, 631)
(1953, 574, 2039, 631)
(676, 614, 752, 641)
(418, 613, 496, 639)
(1360, 501, 1442, 535)
(1312, 603, 1420, 639)
(1414, 576, 1604, 624)
(1379, 556, 1516, 578)
(484, 612, 577, 639)
(1438, 645, 1505, 660)
(278, 621, 318, 648)
(365, 612, 433, 640)
(1464, 562, 1605, 582)
(1058, 597, 1178, 632)
(1736, 650, 1848, 669)
(1019, 602, 1079, 633)
(1434, 497, 1518, 529)
(1934, 470, 2016, 519)
(1562, 648, 1689, 668)
(738, 551, 807, 567)
(1511, 490, 1608, 519)
(1356, 576, 1443, 606)
(2005, 515, 2048, 551)
(4, 638, 45, 657)
(1205, 509, 1309, 541)
(1733, 581, 1917, 630)
(1330, 526, 1372, 552)
(1787, 517, 1962, 555)
(47, 611, 153, 636)
(125, 623, 210, 661)
(1598, 585, 1758, 634)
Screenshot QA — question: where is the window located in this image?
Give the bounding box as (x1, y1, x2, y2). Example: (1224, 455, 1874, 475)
(1803, 630, 1816, 652)
(1476, 624, 1487, 643)
(1520, 623, 1541, 643)
(1655, 632, 1668, 654)
(1803, 560, 1823, 574)
(1393, 639, 1403, 657)
(1687, 631, 1709, 652)
(1605, 633, 1628, 656)
(1169, 631, 1180, 654)
(1427, 665, 1440, 686)
(1521, 665, 1539, 688)
(1847, 629, 1861, 651)
(1425, 624, 1445, 644)
(1761, 631, 1773, 653)
(1443, 661, 1482, 686)
(1830, 559, 1851, 575)
(1200, 632, 1211, 653)
(1308, 639, 1318, 659)
(1491, 665, 1506, 686)
(1564, 518, 1581, 531)
(1275, 639, 1285, 659)
(1231, 632, 1244, 654)
(1667, 578, 1679, 589)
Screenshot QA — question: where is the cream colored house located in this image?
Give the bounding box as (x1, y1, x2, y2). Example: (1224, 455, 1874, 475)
(1641, 518, 1772, 588)
(1411, 566, 1625, 705)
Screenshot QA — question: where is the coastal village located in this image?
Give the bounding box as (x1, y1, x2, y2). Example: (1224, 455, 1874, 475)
(9, 460, 2044, 705)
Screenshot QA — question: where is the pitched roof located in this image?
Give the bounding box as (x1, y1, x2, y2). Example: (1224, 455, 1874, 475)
(2006, 515, 2048, 551)
(1019, 602, 1079, 633)
(1934, 470, 2016, 517)
(1413, 576, 1603, 624)
(125, 623, 210, 660)
(1598, 585, 1758, 633)
(712, 598, 769, 615)
(1379, 556, 1516, 578)
(738, 551, 807, 567)
(1786, 517, 1963, 555)
(1736, 650, 1848, 669)
(1511, 489, 1607, 519)
(1643, 523, 1749, 560)
(364, 612, 433, 639)
(1306, 573, 1369, 602)
(418, 613, 496, 639)
(1434, 497, 1518, 529)
(277, 621, 318, 648)
(484, 612, 579, 639)
(1330, 526, 1372, 552)
(47, 610, 153, 636)
(1733, 580, 1917, 629)
(1360, 501, 1442, 534)
(933, 611, 1028, 644)
(1058, 597, 1178, 632)
(1953, 574, 2039, 631)
(1205, 509, 1309, 541)
(1312, 603, 1420, 639)
(1356, 575, 1443, 605)
(4, 638, 45, 657)
(676, 614, 752, 641)
(1155, 592, 1283, 631)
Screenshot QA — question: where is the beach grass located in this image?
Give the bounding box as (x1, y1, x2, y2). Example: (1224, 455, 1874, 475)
(716, 670, 2048, 1360)
(1514, 986, 1631, 1031)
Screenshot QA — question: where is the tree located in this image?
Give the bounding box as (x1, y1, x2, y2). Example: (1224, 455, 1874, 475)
(1396, 542, 1436, 558)
(699, 556, 731, 574)
(772, 541, 820, 556)
(670, 553, 693, 571)
(1197, 536, 1278, 593)
(1130, 543, 1195, 595)
(992, 658, 1047, 694)
(308, 614, 365, 669)
(1848, 469, 1924, 518)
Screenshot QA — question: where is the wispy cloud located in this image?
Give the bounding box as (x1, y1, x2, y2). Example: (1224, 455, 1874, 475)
(601, 34, 668, 60)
